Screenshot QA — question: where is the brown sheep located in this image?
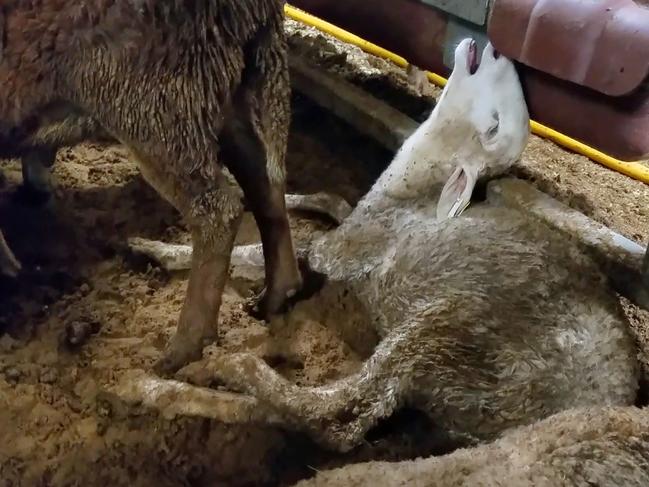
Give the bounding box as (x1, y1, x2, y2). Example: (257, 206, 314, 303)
(0, 0, 303, 373)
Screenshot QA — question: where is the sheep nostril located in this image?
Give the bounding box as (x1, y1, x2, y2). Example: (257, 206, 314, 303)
(493, 49, 501, 59)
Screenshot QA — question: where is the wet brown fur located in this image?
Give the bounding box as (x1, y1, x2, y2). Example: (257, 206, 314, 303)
(0, 0, 303, 372)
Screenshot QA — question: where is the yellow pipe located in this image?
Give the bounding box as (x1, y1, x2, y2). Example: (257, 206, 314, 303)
(285, 4, 649, 185)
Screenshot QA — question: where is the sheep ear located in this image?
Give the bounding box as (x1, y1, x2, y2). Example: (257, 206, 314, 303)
(436, 165, 478, 221)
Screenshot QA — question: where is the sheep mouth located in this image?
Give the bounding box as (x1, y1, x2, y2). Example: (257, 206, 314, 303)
(468, 40, 479, 75)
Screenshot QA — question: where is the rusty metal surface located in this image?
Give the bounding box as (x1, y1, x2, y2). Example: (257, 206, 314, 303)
(489, 0, 649, 97)
(289, 0, 649, 160)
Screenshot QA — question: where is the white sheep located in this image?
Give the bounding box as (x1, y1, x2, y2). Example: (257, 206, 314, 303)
(141, 39, 639, 452)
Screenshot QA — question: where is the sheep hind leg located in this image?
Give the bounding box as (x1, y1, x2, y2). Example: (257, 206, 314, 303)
(128, 236, 326, 306)
(126, 189, 350, 273)
(124, 149, 244, 375)
(285, 193, 353, 225)
(220, 115, 303, 320)
(128, 239, 264, 274)
(19, 147, 57, 205)
(177, 322, 420, 452)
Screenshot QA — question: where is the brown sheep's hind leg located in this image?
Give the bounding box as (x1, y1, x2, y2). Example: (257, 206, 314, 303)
(18, 147, 57, 205)
(128, 152, 244, 375)
(220, 27, 307, 321)
(221, 115, 303, 321)
(284, 193, 353, 225)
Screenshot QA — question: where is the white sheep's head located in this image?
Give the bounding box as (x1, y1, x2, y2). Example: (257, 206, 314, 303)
(435, 38, 530, 220)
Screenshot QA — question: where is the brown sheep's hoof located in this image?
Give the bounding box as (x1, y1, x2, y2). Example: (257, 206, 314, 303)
(245, 288, 278, 322)
(154, 347, 204, 377)
(154, 355, 186, 377)
(246, 260, 327, 322)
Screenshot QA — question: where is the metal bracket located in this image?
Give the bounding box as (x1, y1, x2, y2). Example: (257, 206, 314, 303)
(419, 0, 490, 25)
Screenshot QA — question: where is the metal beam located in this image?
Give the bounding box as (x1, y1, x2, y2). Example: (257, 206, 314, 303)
(289, 57, 418, 152)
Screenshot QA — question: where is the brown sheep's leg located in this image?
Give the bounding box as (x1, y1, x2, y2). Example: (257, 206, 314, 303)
(128, 153, 244, 375)
(221, 114, 302, 321)
(20, 147, 57, 205)
(219, 28, 304, 321)
(284, 193, 353, 225)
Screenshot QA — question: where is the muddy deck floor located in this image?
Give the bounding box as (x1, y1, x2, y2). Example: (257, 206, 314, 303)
(0, 20, 648, 486)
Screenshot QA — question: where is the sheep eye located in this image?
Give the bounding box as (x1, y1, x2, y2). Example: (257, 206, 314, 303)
(485, 112, 500, 139)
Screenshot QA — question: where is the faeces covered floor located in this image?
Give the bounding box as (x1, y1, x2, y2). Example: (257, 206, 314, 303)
(0, 20, 648, 486)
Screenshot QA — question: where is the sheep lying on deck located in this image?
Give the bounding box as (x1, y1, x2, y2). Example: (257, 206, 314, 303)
(131, 40, 640, 451)
(0, 0, 304, 372)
